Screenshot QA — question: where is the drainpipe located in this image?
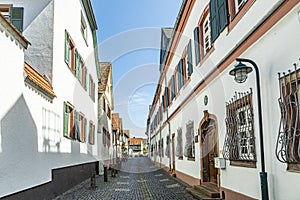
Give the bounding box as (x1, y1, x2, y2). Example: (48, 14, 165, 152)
(164, 72, 172, 171)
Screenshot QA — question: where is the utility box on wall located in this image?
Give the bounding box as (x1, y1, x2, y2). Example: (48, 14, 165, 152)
(214, 157, 226, 169)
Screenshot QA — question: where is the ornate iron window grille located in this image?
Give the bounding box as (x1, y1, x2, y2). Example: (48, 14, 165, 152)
(184, 121, 195, 158)
(223, 89, 256, 161)
(276, 64, 300, 164)
(176, 128, 183, 159)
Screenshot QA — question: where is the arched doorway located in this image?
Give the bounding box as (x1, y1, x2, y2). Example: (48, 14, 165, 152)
(199, 110, 219, 186)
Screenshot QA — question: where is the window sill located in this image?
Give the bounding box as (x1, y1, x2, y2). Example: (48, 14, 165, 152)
(200, 45, 215, 66)
(230, 160, 256, 168)
(187, 157, 195, 161)
(183, 77, 191, 90)
(287, 163, 300, 173)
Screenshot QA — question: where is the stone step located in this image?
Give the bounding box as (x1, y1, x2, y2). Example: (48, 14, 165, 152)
(194, 185, 220, 198)
(186, 188, 221, 200)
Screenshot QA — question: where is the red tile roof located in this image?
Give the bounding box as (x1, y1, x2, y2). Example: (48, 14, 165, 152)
(24, 62, 56, 98)
(98, 62, 111, 93)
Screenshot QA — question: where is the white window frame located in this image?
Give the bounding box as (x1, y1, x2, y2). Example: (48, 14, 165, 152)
(81, 11, 88, 44)
(235, 0, 247, 13)
(202, 13, 211, 55)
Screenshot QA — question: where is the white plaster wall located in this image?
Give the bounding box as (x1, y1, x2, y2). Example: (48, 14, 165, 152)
(52, 0, 98, 157)
(0, 20, 43, 197)
(97, 94, 114, 174)
(150, 1, 300, 199)
(0, 0, 100, 197)
(0, 26, 24, 123)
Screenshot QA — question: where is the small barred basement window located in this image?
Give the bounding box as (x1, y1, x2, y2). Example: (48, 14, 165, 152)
(277, 65, 300, 171)
(223, 89, 256, 167)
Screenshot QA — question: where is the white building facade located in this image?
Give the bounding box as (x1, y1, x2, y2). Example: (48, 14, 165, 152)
(98, 62, 114, 173)
(0, 0, 101, 199)
(147, 0, 300, 199)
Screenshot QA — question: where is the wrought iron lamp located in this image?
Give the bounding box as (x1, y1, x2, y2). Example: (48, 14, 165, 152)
(229, 61, 253, 83)
(229, 58, 269, 200)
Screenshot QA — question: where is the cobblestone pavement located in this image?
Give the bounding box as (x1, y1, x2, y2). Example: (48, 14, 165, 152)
(54, 157, 196, 200)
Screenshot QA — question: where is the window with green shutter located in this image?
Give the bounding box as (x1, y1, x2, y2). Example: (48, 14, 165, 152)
(194, 27, 201, 65)
(177, 59, 184, 90)
(171, 75, 175, 100)
(210, 0, 228, 42)
(74, 110, 79, 140)
(187, 40, 193, 76)
(210, 0, 219, 42)
(63, 102, 69, 137)
(78, 56, 82, 83)
(85, 68, 88, 91)
(75, 49, 80, 78)
(218, 0, 229, 33)
(165, 87, 169, 107)
(10, 7, 23, 32)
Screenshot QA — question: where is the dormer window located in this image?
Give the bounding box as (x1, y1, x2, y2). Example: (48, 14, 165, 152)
(0, 4, 10, 20)
(0, 4, 24, 32)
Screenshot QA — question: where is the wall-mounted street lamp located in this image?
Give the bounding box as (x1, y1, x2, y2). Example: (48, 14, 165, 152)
(229, 58, 269, 200)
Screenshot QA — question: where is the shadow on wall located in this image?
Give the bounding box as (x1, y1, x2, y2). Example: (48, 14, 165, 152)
(0, 95, 40, 197)
(42, 107, 61, 153)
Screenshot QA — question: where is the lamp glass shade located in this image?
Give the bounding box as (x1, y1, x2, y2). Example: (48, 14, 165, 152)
(229, 61, 253, 83)
(234, 68, 248, 83)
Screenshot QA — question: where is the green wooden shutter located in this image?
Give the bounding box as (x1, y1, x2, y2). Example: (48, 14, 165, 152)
(218, 0, 229, 33)
(210, 0, 219, 42)
(63, 102, 69, 137)
(85, 69, 88, 91)
(177, 62, 181, 90)
(162, 95, 165, 111)
(194, 27, 201, 65)
(75, 49, 80, 78)
(78, 55, 82, 83)
(178, 59, 183, 90)
(187, 40, 193, 76)
(10, 7, 23, 32)
(82, 66, 86, 88)
(171, 75, 175, 100)
(64, 30, 70, 65)
(74, 110, 77, 140)
(165, 87, 169, 107)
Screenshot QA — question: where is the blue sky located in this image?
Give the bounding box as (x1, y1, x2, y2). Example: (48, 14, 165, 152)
(91, 0, 182, 138)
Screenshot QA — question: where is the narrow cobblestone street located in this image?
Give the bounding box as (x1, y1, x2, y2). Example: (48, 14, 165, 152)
(54, 157, 196, 200)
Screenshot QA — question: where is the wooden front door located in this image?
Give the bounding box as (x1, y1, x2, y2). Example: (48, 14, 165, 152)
(201, 118, 218, 184)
